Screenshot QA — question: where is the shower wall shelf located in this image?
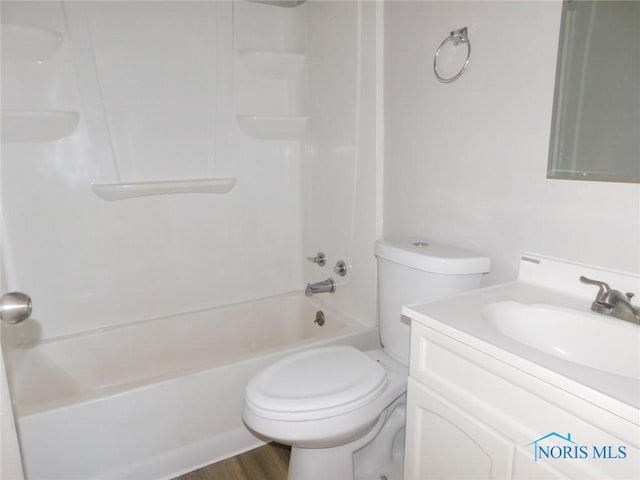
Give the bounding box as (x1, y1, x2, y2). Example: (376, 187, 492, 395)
(237, 115, 307, 140)
(91, 178, 237, 201)
(1, 110, 80, 143)
(237, 50, 305, 79)
(1, 24, 63, 62)
(248, 0, 307, 8)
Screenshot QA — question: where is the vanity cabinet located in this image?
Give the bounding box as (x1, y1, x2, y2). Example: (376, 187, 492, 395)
(404, 321, 639, 480)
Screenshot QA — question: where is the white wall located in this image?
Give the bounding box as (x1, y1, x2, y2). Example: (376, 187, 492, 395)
(302, 0, 380, 327)
(384, 0, 640, 284)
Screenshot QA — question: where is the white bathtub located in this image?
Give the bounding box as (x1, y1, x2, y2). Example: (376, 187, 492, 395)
(4, 292, 379, 479)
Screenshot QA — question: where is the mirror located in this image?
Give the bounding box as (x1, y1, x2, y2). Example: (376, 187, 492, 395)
(547, 0, 639, 183)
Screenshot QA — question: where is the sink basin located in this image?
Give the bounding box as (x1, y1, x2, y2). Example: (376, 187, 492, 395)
(483, 302, 640, 379)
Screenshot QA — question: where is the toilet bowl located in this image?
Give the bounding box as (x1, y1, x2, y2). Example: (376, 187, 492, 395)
(244, 347, 406, 480)
(244, 347, 406, 446)
(243, 238, 490, 480)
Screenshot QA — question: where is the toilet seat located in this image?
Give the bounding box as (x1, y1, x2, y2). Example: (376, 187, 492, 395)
(245, 346, 387, 421)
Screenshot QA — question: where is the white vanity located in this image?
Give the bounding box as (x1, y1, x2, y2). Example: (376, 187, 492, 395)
(403, 254, 640, 479)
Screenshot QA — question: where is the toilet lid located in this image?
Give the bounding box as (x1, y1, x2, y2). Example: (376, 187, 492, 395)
(246, 346, 387, 419)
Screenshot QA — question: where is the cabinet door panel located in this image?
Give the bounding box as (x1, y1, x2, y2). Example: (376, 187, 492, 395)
(512, 446, 568, 480)
(404, 379, 513, 480)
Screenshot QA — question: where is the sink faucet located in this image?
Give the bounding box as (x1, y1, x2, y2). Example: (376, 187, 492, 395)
(305, 278, 336, 297)
(580, 276, 640, 324)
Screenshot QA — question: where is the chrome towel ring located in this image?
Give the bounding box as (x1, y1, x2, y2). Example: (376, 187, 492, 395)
(433, 27, 471, 83)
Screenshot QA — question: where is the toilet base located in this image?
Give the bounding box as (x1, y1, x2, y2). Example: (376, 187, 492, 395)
(287, 397, 406, 480)
(288, 443, 358, 480)
(354, 403, 406, 480)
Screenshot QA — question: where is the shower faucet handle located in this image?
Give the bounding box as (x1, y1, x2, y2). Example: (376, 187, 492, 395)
(306, 252, 326, 267)
(333, 260, 347, 277)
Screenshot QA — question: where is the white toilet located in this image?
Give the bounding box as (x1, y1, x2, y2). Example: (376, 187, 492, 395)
(243, 238, 490, 480)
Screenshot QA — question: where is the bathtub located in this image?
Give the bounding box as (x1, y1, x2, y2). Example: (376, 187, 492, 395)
(4, 292, 379, 479)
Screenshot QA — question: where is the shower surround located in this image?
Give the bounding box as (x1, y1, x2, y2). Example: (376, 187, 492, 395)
(0, 1, 379, 477)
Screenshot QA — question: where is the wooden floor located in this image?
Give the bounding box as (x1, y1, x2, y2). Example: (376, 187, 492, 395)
(175, 443, 291, 480)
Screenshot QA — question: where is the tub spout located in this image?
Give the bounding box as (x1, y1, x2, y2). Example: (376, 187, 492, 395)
(305, 278, 336, 297)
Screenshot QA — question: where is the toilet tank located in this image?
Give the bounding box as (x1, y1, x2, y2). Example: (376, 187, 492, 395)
(374, 238, 490, 364)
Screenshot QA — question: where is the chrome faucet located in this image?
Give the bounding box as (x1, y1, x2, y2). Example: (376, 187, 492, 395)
(305, 278, 336, 297)
(580, 276, 640, 324)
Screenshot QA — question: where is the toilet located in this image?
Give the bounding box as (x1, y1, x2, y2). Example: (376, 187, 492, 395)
(243, 238, 490, 480)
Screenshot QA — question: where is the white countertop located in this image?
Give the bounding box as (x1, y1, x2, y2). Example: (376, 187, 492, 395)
(404, 280, 640, 425)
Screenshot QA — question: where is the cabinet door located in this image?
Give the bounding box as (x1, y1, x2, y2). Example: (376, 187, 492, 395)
(404, 378, 514, 480)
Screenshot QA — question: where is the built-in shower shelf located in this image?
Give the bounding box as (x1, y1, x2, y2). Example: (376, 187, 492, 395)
(1, 110, 80, 143)
(236, 115, 307, 140)
(247, 0, 306, 8)
(91, 178, 237, 201)
(1, 24, 63, 62)
(238, 50, 305, 79)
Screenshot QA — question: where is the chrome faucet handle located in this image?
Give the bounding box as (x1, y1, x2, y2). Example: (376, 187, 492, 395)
(579, 276, 611, 303)
(333, 260, 347, 277)
(306, 252, 326, 267)
(579, 276, 610, 290)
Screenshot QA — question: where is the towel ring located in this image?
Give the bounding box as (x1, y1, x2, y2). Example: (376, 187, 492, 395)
(433, 27, 471, 83)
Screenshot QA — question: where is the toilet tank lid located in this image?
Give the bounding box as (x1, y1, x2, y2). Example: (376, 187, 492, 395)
(375, 237, 490, 275)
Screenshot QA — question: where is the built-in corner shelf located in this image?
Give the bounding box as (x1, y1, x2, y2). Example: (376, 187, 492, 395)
(1, 24, 63, 62)
(247, 0, 306, 8)
(91, 178, 236, 201)
(237, 50, 305, 79)
(236, 115, 307, 140)
(1, 110, 80, 143)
